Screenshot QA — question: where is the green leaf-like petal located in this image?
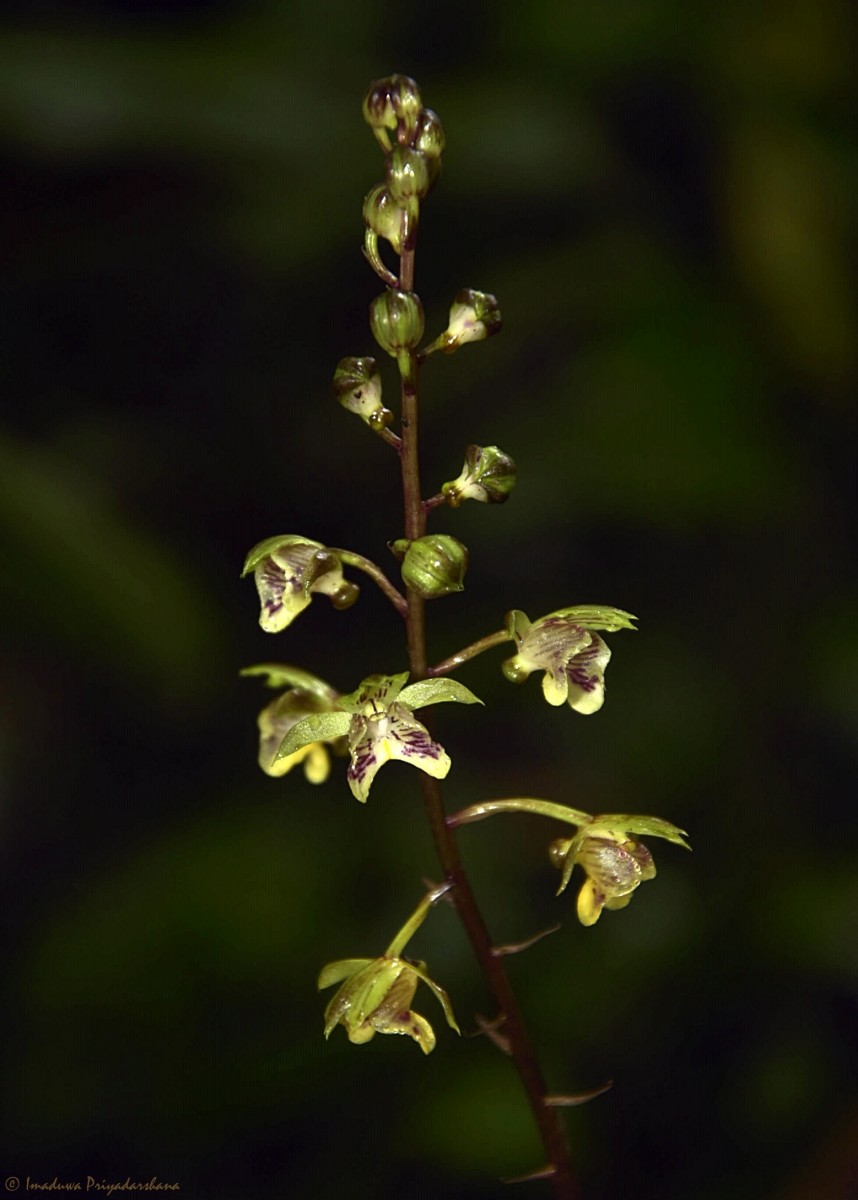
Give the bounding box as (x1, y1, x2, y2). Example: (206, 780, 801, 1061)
(276, 712, 351, 759)
(317, 958, 373, 991)
(549, 606, 638, 632)
(398, 678, 484, 709)
(241, 534, 323, 577)
(240, 663, 339, 700)
(593, 814, 691, 849)
(409, 961, 460, 1033)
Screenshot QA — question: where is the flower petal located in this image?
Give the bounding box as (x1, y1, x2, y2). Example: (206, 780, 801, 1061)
(339, 672, 410, 713)
(318, 958, 375, 991)
(593, 814, 690, 849)
(565, 633, 611, 714)
(576, 878, 606, 926)
(240, 663, 340, 702)
(276, 711, 351, 760)
(303, 743, 331, 784)
(346, 705, 451, 802)
(548, 837, 579, 896)
(255, 557, 312, 633)
(365, 971, 437, 1053)
(541, 668, 570, 707)
(374, 1007, 436, 1054)
(549, 606, 637, 633)
(409, 961, 460, 1033)
(520, 615, 592, 674)
(577, 836, 645, 897)
(247, 537, 346, 633)
(398, 678, 483, 709)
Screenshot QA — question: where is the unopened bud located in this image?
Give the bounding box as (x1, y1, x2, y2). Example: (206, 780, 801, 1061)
(362, 74, 423, 151)
(386, 147, 432, 204)
(363, 184, 404, 254)
(414, 109, 445, 159)
(442, 444, 516, 507)
(370, 288, 425, 357)
(398, 534, 468, 599)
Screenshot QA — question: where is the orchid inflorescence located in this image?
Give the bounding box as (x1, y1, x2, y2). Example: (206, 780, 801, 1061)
(240, 73, 689, 1194)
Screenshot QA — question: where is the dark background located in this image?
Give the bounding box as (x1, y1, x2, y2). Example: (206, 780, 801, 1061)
(2, 2, 856, 1198)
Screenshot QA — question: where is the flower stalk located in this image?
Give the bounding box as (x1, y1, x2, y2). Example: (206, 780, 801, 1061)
(393, 173, 580, 1200)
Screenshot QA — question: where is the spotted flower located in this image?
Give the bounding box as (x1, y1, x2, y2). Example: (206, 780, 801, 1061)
(241, 664, 347, 782)
(448, 798, 689, 927)
(318, 885, 459, 1054)
(274, 671, 482, 802)
(242, 535, 359, 634)
(502, 605, 637, 714)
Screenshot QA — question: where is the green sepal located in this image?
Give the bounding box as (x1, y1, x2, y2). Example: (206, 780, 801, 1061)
(275, 711, 351, 760)
(398, 678, 483, 710)
(548, 606, 638, 632)
(241, 534, 324, 578)
(338, 671, 410, 713)
(549, 838, 578, 896)
(317, 958, 373, 991)
(408, 960, 460, 1033)
(240, 663, 339, 701)
(591, 814, 691, 849)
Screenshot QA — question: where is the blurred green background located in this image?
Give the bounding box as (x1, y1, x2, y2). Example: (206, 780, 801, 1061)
(2, 2, 856, 1197)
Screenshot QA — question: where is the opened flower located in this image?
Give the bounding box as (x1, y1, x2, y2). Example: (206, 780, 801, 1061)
(242, 535, 359, 634)
(448, 798, 689, 927)
(318, 885, 459, 1054)
(241, 664, 345, 782)
(441, 444, 516, 508)
(272, 671, 482, 802)
(548, 813, 688, 925)
(502, 605, 637, 714)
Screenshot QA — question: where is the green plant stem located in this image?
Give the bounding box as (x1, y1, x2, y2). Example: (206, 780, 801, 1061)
(396, 239, 580, 1200)
(377, 426, 402, 451)
(330, 548, 408, 618)
(427, 628, 511, 676)
(422, 491, 448, 512)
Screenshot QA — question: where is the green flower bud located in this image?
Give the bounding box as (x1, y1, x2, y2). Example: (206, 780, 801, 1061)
(414, 108, 445, 159)
(332, 356, 393, 431)
(370, 288, 425, 357)
(441, 288, 503, 351)
(399, 534, 468, 599)
(442, 444, 517, 507)
(362, 184, 403, 254)
(362, 74, 423, 151)
(386, 147, 432, 204)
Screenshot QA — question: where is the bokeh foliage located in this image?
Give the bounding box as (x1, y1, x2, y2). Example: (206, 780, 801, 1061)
(1, 2, 856, 1198)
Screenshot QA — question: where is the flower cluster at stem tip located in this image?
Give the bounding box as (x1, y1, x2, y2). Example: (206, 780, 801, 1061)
(239, 74, 691, 1056)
